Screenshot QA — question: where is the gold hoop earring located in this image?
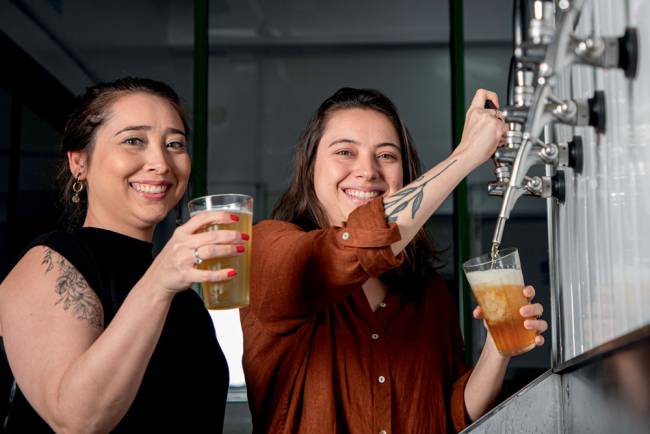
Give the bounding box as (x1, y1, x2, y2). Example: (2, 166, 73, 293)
(72, 176, 84, 204)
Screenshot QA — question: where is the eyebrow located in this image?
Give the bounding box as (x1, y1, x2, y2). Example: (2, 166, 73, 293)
(328, 138, 401, 151)
(114, 125, 186, 137)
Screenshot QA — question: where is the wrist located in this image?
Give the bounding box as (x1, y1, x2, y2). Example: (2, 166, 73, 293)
(483, 332, 511, 364)
(135, 273, 176, 307)
(449, 148, 481, 173)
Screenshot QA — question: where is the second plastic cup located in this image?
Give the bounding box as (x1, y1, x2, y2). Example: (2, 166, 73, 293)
(463, 248, 536, 356)
(188, 194, 253, 310)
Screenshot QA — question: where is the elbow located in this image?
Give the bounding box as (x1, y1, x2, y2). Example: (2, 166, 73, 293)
(48, 403, 121, 434)
(51, 416, 117, 434)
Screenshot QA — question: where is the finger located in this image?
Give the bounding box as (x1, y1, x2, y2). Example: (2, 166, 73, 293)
(469, 89, 490, 110)
(534, 335, 545, 346)
(524, 319, 548, 333)
(471, 89, 500, 110)
(519, 303, 543, 318)
(473, 306, 483, 319)
(196, 244, 245, 261)
(178, 211, 239, 234)
(191, 268, 238, 283)
(523, 285, 535, 300)
(188, 230, 248, 247)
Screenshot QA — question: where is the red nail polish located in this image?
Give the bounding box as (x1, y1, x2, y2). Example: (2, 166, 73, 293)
(241, 233, 250, 241)
(230, 214, 240, 222)
(236, 245, 245, 253)
(227, 270, 237, 277)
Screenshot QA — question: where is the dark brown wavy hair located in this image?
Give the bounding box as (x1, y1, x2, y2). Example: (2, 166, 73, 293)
(272, 87, 437, 294)
(57, 77, 189, 228)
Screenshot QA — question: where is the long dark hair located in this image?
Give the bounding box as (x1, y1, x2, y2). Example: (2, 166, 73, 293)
(272, 87, 437, 294)
(57, 77, 189, 228)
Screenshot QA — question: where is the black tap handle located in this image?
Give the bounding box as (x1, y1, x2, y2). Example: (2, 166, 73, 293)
(588, 91, 607, 134)
(485, 99, 500, 168)
(551, 170, 566, 203)
(568, 136, 584, 175)
(484, 100, 497, 110)
(618, 27, 638, 79)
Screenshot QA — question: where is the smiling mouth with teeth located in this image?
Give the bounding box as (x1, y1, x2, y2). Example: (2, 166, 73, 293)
(130, 182, 170, 195)
(343, 189, 383, 201)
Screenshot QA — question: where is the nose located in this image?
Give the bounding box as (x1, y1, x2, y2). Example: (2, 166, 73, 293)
(353, 153, 380, 181)
(145, 142, 171, 174)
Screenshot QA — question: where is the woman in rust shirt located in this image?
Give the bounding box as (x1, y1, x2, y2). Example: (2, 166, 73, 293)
(241, 87, 548, 433)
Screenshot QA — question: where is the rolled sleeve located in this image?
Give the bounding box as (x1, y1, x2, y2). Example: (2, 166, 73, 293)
(339, 197, 403, 277)
(451, 369, 474, 432)
(251, 197, 404, 324)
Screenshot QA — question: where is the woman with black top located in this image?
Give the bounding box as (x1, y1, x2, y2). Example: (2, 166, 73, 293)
(0, 78, 240, 433)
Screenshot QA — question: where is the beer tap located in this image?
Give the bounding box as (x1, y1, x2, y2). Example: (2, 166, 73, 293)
(488, 0, 537, 196)
(536, 0, 638, 81)
(491, 80, 603, 247)
(491, 0, 586, 250)
(490, 0, 639, 251)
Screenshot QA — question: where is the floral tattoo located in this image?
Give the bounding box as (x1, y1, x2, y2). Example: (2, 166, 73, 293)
(41, 249, 103, 330)
(384, 159, 458, 222)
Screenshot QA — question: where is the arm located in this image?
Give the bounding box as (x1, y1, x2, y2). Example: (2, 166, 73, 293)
(385, 89, 507, 255)
(0, 246, 172, 433)
(0, 211, 243, 433)
(252, 202, 403, 325)
(463, 285, 547, 420)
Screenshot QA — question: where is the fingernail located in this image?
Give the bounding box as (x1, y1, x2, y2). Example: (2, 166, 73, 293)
(227, 270, 237, 277)
(236, 245, 245, 253)
(241, 233, 250, 241)
(230, 214, 240, 222)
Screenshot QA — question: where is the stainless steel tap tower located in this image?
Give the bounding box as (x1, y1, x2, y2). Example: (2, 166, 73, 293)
(489, 0, 637, 250)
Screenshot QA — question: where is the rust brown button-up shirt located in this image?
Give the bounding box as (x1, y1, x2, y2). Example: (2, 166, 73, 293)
(241, 198, 473, 434)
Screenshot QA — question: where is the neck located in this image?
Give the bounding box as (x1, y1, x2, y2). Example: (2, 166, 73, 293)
(83, 211, 155, 242)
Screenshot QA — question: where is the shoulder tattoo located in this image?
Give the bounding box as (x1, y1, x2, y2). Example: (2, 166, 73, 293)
(41, 248, 104, 330)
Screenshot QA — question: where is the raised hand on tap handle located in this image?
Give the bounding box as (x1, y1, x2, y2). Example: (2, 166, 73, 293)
(484, 99, 506, 172)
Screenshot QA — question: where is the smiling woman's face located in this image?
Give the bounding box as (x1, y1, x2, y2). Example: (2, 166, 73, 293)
(75, 92, 191, 239)
(313, 108, 404, 226)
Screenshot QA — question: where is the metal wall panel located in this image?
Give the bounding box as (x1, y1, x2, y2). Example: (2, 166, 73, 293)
(462, 372, 562, 434)
(553, 0, 650, 363)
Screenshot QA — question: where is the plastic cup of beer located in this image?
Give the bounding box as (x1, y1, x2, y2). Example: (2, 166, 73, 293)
(463, 248, 536, 356)
(188, 194, 253, 310)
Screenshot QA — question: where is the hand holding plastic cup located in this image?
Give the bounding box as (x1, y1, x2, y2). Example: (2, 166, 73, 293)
(463, 248, 536, 356)
(188, 194, 253, 310)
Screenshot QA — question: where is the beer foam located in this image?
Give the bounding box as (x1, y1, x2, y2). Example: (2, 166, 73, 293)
(190, 209, 253, 217)
(466, 268, 524, 288)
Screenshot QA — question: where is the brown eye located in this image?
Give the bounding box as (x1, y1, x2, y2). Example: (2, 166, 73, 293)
(166, 141, 186, 150)
(377, 153, 398, 160)
(124, 137, 144, 146)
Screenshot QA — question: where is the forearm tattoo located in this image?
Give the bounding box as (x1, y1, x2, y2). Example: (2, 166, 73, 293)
(384, 159, 458, 222)
(41, 249, 103, 330)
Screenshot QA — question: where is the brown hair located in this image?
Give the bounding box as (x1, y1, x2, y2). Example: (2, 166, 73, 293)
(57, 77, 189, 227)
(272, 87, 437, 293)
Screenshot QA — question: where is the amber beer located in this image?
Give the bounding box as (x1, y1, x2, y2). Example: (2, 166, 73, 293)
(188, 194, 253, 310)
(463, 248, 536, 356)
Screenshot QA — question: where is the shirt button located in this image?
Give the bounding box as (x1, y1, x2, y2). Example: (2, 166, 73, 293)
(378, 375, 385, 384)
(342, 231, 350, 241)
(371, 333, 380, 340)
(379, 302, 387, 308)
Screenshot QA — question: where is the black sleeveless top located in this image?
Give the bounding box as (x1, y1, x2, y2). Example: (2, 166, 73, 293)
(2, 227, 229, 433)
